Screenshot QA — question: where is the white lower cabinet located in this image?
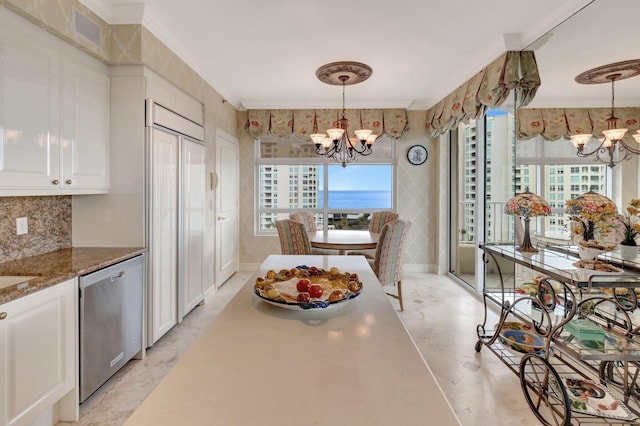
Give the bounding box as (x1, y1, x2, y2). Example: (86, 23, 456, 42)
(0, 279, 77, 426)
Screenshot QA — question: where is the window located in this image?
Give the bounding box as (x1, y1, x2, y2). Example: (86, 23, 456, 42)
(256, 134, 395, 232)
(516, 135, 611, 240)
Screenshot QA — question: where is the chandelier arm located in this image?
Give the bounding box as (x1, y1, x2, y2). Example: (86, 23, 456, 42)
(618, 140, 640, 155)
(575, 139, 606, 158)
(591, 143, 630, 168)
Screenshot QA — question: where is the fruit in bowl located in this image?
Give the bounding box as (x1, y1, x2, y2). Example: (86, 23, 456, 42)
(254, 265, 363, 309)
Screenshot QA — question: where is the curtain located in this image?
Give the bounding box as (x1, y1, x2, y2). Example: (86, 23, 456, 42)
(247, 108, 409, 140)
(425, 51, 541, 137)
(517, 107, 640, 143)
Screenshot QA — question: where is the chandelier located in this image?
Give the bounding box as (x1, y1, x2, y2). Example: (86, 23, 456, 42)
(310, 61, 378, 167)
(569, 59, 640, 168)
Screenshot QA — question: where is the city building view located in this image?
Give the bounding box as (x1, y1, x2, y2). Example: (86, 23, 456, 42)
(457, 111, 607, 245)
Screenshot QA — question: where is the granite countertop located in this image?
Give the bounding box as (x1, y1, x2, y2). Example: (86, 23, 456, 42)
(0, 247, 146, 305)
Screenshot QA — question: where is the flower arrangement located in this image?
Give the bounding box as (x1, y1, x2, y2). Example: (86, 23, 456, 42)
(616, 199, 640, 246)
(565, 191, 617, 243)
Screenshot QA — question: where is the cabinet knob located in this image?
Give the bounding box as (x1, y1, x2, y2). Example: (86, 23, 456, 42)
(52, 179, 59, 185)
(66, 179, 72, 185)
(0, 312, 7, 320)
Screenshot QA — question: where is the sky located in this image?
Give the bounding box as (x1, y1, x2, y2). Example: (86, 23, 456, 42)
(319, 165, 392, 191)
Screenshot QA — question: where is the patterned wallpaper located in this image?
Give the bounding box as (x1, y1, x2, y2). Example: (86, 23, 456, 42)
(0, 197, 72, 263)
(237, 110, 439, 270)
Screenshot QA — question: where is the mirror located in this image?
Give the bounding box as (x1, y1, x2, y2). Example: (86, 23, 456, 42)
(525, 0, 639, 109)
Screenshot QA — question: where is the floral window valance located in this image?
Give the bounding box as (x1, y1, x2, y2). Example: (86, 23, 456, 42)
(246, 109, 408, 140)
(517, 107, 640, 143)
(425, 51, 541, 137)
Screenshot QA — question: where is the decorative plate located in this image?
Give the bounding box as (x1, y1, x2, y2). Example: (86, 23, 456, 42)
(254, 265, 363, 311)
(579, 240, 616, 252)
(407, 145, 428, 165)
(552, 376, 637, 421)
(496, 322, 547, 356)
(498, 329, 546, 355)
(572, 260, 623, 275)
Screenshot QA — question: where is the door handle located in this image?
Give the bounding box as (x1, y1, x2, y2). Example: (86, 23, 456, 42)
(218, 216, 226, 221)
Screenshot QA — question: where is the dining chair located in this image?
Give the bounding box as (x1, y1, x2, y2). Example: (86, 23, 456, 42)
(276, 219, 313, 255)
(370, 220, 411, 311)
(289, 211, 317, 232)
(289, 211, 336, 254)
(369, 211, 399, 233)
(347, 210, 399, 258)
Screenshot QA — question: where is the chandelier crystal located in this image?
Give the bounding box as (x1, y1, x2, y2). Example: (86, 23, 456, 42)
(311, 61, 378, 167)
(570, 59, 640, 168)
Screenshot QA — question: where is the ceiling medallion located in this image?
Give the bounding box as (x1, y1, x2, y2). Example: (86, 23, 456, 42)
(315, 61, 373, 86)
(575, 59, 640, 84)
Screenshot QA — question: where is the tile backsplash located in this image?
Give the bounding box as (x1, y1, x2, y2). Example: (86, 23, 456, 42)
(0, 196, 72, 263)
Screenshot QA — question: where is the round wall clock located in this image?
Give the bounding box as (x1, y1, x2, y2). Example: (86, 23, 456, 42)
(407, 145, 428, 165)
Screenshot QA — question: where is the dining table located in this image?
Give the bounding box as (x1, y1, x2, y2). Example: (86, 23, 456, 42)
(308, 229, 379, 255)
(125, 255, 460, 426)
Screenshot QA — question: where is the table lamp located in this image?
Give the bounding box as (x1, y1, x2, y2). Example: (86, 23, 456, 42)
(504, 190, 551, 252)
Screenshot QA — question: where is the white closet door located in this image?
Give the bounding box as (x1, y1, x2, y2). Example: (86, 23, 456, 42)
(149, 128, 178, 345)
(181, 138, 205, 315)
(215, 131, 239, 287)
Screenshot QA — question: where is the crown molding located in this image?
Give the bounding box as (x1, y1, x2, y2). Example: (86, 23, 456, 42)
(78, 0, 145, 24)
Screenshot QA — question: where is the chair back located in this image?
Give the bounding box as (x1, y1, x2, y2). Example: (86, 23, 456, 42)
(289, 211, 317, 232)
(369, 211, 399, 233)
(372, 220, 411, 286)
(276, 219, 313, 255)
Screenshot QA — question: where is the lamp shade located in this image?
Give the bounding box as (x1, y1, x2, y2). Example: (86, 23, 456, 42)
(565, 190, 617, 219)
(504, 190, 551, 218)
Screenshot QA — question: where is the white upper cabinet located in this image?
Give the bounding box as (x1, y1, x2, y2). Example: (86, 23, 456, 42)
(0, 30, 61, 190)
(61, 56, 110, 190)
(0, 8, 109, 195)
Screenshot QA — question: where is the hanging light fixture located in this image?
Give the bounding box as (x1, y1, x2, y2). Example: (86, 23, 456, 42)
(570, 59, 640, 168)
(310, 61, 378, 167)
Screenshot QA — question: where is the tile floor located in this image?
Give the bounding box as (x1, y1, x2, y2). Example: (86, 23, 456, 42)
(61, 270, 542, 426)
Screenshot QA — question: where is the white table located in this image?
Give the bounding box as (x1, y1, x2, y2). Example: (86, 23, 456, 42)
(126, 255, 460, 426)
(309, 230, 379, 255)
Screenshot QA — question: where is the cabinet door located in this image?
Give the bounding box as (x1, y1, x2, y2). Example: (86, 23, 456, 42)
(61, 57, 110, 191)
(0, 279, 75, 426)
(149, 128, 179, 345)
(182, 139, 205, 315)
(0, 30, 61, 190)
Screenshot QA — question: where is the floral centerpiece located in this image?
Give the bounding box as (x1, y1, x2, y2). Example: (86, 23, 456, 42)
(565, 191, 617, 245)
(616, 199, 640, 247)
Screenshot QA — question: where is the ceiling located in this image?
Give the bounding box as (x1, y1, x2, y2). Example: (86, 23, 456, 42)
(80, 0, 639, 111)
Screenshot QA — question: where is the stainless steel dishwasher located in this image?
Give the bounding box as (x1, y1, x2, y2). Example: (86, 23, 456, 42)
(79, 254, 144, 403)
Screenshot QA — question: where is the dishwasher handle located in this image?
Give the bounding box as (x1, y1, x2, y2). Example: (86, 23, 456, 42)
(111, 272, 125, 282)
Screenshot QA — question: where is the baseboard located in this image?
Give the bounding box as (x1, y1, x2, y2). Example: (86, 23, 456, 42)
(240, 262, 261, 272)
(404, 263, 439, 273)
